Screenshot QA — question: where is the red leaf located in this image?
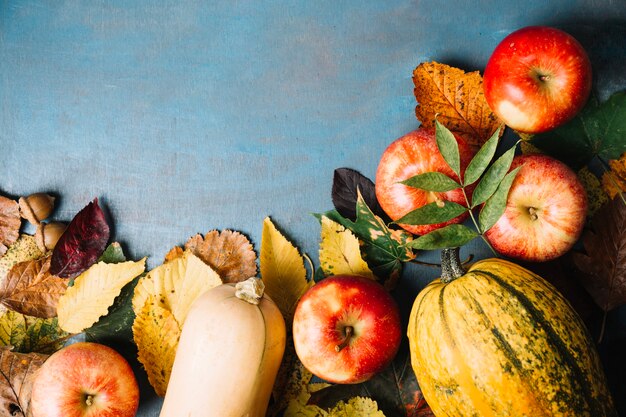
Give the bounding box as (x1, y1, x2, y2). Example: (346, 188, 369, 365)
(50, 198, 110, 278)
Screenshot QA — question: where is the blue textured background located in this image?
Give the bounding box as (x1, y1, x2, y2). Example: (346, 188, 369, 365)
(2, 1, 626, 415)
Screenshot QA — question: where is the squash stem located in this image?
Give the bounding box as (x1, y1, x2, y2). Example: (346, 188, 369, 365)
(440, 247, 465, 283)
(335, 326, 354, 352)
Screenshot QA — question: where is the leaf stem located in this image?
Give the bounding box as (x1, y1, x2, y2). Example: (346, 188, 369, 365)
(461, 188, 499, 257)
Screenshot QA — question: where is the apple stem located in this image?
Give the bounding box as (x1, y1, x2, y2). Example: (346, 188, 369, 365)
(528, 207, 539, 221)
(440, 247, 465, 283)
(85, 394, 94, 407)
(335, 326, 354, 352)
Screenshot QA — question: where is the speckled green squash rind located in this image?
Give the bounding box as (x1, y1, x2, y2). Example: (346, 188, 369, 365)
(407, 258, 617, 417)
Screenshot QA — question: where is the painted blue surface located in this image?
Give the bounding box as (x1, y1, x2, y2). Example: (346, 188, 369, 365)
(2, 1, 626, 415)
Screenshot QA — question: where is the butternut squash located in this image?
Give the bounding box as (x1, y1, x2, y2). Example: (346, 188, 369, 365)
(159, 277, 286, 417)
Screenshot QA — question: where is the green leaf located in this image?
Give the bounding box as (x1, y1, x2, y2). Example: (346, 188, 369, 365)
(97, 242, 127, 264)
(317, 191, 414, 289)
(479, 167, 521, 232)
(395, 201, 467, 226)
(435, 120, 461, 178)
(464, 127, 501, 185)
(471, 145, 516, 207)
(530, 92, 626, 169)
(84, 278, 139, 344)
(406, 224, 478, 250)
(400, 172, 460, 192)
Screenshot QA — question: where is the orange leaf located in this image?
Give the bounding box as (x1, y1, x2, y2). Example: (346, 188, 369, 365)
(184, 230, 257, 283)
(602, 152, 626, 199)
(0, 256, 67, 318)
(0, 196, 20, 257)
(413, 62, 501, 149)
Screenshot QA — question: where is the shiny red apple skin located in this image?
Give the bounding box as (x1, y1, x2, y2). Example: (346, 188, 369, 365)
(292, 275, 402, 384)
(485, 154, 587, 262)
(30, 342, 140, 417)
(483, 26, 592, 134)
(375, 127, 474, 235)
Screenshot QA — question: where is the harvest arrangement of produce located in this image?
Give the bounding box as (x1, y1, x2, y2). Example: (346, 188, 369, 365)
(0, 24, 625, 417)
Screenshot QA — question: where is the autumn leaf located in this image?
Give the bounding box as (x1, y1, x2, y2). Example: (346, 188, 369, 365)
(0, 236, 44, 287)
(0, 196, 20, 257)
(602, 152, 626, 199)
(271, 346, 317, 417)
(164, 246, 184, 263)
(320, 191, 414, 290)
(332, 168, 387, 222)
(132, 251, 222, 326)
(319, 216, 374, 279)
(260, 217, 312, 325)
(572, 197, 626, 312)
(50, 198, 110, 279)
(413, 61, 501, 149)
(310, 340, 434, 417)
(327, 397, 386, 417)
(184, 229, 257, 283)
(133, 296, 180, 397)
(57, 258, 146, 333)
(0, 256, 67, 318)
(0, 310, 67, 354)
(0, 347, 48, 417)
(578, 166, 609, 217)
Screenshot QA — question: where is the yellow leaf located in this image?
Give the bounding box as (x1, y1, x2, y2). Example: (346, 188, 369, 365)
(260, 217, 312, 325)
(0, 310, 67, 354)
(132, 251, 222, 325)
(578, 167, 609, 217)
(328, 397, 386, 417)
(319, 216, 374, 279)
(57, 258, 146, 333)
(0, 310, 26, 349)
(602, 152, 626, 199)
(413, 61, 501, 149)
(133, 296, 180, 397)
(0, 235, 44, 287)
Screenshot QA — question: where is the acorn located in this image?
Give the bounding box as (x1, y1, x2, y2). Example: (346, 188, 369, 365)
(35, 221, 67, 252)
(18, 193, 55, 225)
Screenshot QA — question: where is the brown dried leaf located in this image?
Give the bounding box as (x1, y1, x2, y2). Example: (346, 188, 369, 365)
(0, 347, 48, 417)
(602, 152, 626, 199)
(185, 230, 257, 283)
(0, 257, 67, 318)
(164, 246, 184, 263)
(0, 196, 21, 257)
(413, 61, 501, 149)
(572, 197, 626, 311)
(0, 236, 45, 287)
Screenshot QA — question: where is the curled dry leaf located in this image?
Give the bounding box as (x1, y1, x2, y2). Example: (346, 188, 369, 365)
(50, 198, 110, 279)
(413, 61, 501, 149)
(0, 236, 44, 287)
(260, 217, 312, 326)
(0, 347, 48, 417)
(184, 229, 257, 283)
(602, 152, 626, 199)
(572, 197, 626, 311)
(319, 216, 374, 279)
(132, 296, 180, 397)
(163, 246, 184, 263)
(57, 258, 146, 333)
(0, 196, 20, 257)
(0, 256, 67, 318)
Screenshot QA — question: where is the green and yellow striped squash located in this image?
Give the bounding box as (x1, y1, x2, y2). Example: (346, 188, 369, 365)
(408, 251, 616, 417)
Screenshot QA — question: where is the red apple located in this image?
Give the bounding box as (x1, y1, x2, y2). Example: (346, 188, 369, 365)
(292, 275, 402, 384)
(485, 154, 587, 262)
(483, 25, 592, 134)
(375, 127, 474, 235)
(30, 342, 140, 417)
